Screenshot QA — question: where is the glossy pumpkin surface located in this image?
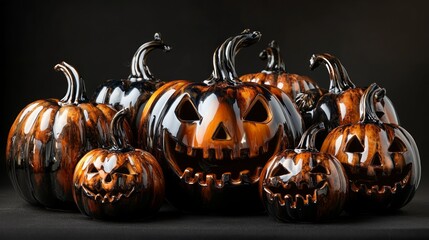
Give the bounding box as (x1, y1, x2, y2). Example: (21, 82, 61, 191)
(93, 33, 171, 135)
(240, 40, 322, 102)
(6, 62, 122, 209)
(321, 84, 420, 212)
(296, 53, 399, 133)
(260, 123, 348, 222)
(138, 30, 304, 213)
(73, 109, 165, 220)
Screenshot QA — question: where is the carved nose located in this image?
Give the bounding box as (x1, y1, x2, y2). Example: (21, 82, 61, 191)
(371, 153, 382, 166)
(212, 123, 231, 140)
(104, 174, 112, 183)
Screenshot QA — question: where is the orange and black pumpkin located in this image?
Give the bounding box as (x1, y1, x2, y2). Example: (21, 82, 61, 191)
(6, 62, 122, 209)
(296, 53, 399, 133)
(260, 122, 348, 222)
(73, 109, 165, 220)
(137, 30, 304, 213)
(240, 40, 323, 102)
(321, 83, 420, 212)
(93, 33, 171, 133)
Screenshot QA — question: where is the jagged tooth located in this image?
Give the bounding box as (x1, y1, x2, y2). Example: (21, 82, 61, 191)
(263, 142, 269, 153)
(194, 172, 205, 185)
(284, 194, 293, 207)
(239, 170, 251, 184)
(222, 172, 232, 184)
(175, 143, 184, 152)
(384, 186, 392, 193)
(313, 189, 318, 203)
(295, 194, 305, 207)
(249, 147, 259, 158)
(273, 193, 284, 204)
(371, 185, 379, 193)
(299, 182, 309, 190)
(187, 147, 194, 156)
(402, 172, 411, 186)
(206, 174, 216, 187)
(306, 194, 313, 204)
(203, 148, 210, 159)
(215, 148, 223, 160)
(181, 168, 194, 182)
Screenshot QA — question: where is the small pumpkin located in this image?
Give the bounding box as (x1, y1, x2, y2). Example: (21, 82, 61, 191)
(296, 53, 399, 132)
(6, 62, 123, 209)
(240, 40, 323, 102)
(138, 29, 304, 213)
(260, 122, 348, 222)
(93, 32, 171, 133)
(73, 109, 165, 220)
(321, 83, 421, 212)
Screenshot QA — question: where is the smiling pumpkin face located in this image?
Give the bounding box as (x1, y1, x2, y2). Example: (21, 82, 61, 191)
(260, 123, 348, 222)
(320, 84, 421, 212)
(137, 30, 304, 212)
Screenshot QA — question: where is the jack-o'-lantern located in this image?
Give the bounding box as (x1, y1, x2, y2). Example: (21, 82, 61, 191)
(240, 40, 323, 102)
(73, 109, 165, 220)
(6, 62, 123, 209)
(137, 30, 304, 213)
(296, 53, 399, 133)
(93, 33, 171, 135)
(260, 122, 348, 222)
(321, 83, 420, 212)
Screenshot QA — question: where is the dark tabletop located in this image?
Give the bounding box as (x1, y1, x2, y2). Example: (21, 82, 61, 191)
(0, 186, 428, 240)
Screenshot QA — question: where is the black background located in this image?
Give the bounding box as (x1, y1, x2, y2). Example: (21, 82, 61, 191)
(1, 1, 429, 238)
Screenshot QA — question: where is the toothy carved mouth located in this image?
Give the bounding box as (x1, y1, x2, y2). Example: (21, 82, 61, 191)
(350, 168, 412, 195)
(164, 130, 282, 188)
(264, 181, 328, 208)
(81, 185, 135, 203)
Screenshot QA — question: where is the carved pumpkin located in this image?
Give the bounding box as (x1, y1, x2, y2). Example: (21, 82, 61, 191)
(296, 53, 399, 133)
(73, 109, 165, 220)
(6, 62, 123, 209)
(138, 30, 304, 213)
(260, 122, 348, 222)
(321, 83, 421, 212)
(93, 33, 171, 134)
(240, 40, 323, 102)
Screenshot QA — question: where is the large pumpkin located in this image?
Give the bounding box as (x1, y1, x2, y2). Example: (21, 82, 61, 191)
(296, 53, 399, 132)
(73, 109, 165, 220)
(93, 33, 171, 134)
(137, 29, 304, 213)
(260, 122, 348, 222)
(240, 40, 323, 102)
(6, 62, 124, 209)
(321, 83, 420, 212)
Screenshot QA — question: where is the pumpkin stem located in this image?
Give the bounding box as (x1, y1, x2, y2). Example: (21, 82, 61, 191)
(129, 32, 172, 82)
(110, 108, 131, 150)
(309, 53, 355, 94)
(359, 83, 385, 123)
(206, 29, 262, 85)
(259, 40, 286, 73)
(296, 122, 325, 151)
(54, 61, 88, 104)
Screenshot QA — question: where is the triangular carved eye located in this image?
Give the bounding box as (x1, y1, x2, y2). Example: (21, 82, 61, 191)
(88, 164, 98, 173)
(345, 136, 364, 153)
(115, 164, 130, 175)
(388, 137, 407, 152)
(176, 97, 201, 122)
(244, 97, 270, 122)
(275, 165, 291, 177)
(311, 165, 328, 174)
